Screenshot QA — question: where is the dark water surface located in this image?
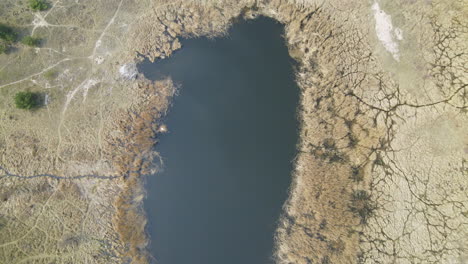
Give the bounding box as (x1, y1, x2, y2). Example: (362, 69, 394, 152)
(139, 17, 299, 264)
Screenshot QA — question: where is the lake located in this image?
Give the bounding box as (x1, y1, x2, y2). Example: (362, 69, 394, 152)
(139, 17, 299, 264)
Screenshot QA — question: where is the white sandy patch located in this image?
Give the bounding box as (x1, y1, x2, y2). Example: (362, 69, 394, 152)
(119, 63, 138, 80)
(81, 79, 98, 102)
(63, 79, 98, 113)
(372, 2, 403, 61)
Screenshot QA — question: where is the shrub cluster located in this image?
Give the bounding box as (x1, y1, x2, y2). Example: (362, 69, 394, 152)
(14, 91, 40, 110)
(21, 36, 41, 47)
(0, 1, 48, 54)
(0, 24, 16, 42)
(29, 0, 49, 11)
(0, 24, 16, 54)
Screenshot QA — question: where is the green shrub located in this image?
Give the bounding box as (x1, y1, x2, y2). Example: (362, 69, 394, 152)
(0, 24, 17, 54)
(0, 24, 16, 42)
(29, 0, 49, 11)
(21, 36, 41, 47)
(0, 42, 7, 54)
(14, 91, 40, 110)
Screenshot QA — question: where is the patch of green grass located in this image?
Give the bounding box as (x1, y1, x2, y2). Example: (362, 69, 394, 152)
(44, 69, 58, 80)
(14, 91, 41, 110)
(29, 0, 49, 11)
(21, 36, 41, 47)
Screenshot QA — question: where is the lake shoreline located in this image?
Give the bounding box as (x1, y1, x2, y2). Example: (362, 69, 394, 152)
(138, 17, 300, 263)
(116, 2, 375, 262)
(117, 1, 467, 263)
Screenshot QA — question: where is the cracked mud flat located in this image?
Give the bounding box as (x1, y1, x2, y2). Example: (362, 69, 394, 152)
(0, 0, 466, 263)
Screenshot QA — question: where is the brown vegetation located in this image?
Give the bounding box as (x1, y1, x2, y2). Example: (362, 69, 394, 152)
(105, 79, 176, 262)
